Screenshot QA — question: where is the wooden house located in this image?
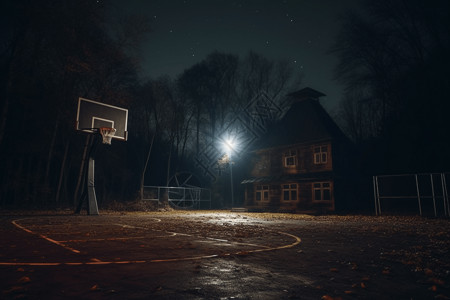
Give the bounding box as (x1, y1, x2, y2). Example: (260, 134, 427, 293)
(241, 87, 352, 213)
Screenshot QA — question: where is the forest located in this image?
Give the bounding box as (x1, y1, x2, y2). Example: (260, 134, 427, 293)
(1, 0, 449, 210)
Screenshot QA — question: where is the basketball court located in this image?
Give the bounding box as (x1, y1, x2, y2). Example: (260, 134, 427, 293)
(1, 213, 300, 266)
(1, 211, 449, 299)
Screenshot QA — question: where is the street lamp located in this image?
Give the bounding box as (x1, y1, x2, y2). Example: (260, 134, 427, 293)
(223, 138, 235, 209)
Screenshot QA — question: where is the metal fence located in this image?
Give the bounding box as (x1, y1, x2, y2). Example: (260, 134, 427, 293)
(373, 173, 450, 217)
(141, 185, 211, 209)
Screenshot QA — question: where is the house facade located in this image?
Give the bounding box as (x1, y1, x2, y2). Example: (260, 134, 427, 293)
(241, 87, 351, 213)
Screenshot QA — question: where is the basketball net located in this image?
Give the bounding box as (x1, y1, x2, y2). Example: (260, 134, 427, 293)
(99, 127, 116, 145)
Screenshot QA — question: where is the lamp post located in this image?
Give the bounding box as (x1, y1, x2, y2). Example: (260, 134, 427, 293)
(230, 156, 234, 209)
(223, 138, 235, 209)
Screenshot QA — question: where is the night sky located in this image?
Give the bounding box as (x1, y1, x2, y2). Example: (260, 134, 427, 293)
(112, 0, 361, 111)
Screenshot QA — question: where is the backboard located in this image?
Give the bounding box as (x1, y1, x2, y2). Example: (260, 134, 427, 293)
(76, 97, 128, 141)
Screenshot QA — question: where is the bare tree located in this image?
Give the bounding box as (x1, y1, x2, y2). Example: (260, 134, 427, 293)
(331, 0, 450, 172)
(0, 0, 149, 207)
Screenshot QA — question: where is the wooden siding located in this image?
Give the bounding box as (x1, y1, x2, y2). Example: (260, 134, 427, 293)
(250, 141, 333, 177)
(245, 180, 335, 212)
(245, 140, 335, 212)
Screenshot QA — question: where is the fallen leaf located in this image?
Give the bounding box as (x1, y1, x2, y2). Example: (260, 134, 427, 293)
(4, 286, 25, 294)
(429, 278, 445, 286)
(330, 268, 339, 272)
(18, 276, 31, 283)
(90, 284, 99, 291)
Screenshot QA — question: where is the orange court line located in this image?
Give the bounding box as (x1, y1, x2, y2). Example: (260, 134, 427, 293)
(3, 218, 301, 267)
(11, 219, 81, 254)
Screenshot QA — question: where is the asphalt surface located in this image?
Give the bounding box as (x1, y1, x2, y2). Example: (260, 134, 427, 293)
(0, 211, 449, 299)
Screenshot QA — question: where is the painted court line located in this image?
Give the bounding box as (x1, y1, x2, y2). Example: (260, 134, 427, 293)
(11, 219, 81, 254)
(2, 218, 301, 266)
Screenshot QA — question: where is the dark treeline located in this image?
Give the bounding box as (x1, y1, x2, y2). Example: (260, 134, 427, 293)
(0, 0, 149, 208)
(0, 0, 301, 209)
(332, 0, 450, 175)
(2, 0, 448, 210)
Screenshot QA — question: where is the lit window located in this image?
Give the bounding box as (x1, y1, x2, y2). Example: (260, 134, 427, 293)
(284, 149, 297, 167)
(313, 182, 331, 201)
(314, 146, 328, 164)
(255, 185, 269, 201)
(282, 183, 297, 201)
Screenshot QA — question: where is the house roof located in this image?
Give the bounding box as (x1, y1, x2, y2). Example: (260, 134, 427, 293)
(253, 87, 347, 150)
(287, 87, 326, 100)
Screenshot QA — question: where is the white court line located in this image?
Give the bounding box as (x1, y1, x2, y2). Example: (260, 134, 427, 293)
(60, 232, 177, 243)
(203, 237, 271, 248)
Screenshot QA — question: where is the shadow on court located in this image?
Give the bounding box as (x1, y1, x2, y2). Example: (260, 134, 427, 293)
(1, 211, 449, 299)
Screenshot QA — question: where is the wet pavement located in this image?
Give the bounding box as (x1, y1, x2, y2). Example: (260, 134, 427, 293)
(0, 211, 449, 299)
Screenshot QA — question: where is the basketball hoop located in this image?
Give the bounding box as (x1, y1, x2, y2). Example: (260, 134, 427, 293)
(99, 127, 116, 145)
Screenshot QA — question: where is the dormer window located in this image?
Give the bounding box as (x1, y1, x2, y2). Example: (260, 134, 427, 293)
(283, 149, 297, 167)
(314, 146, 328, 164)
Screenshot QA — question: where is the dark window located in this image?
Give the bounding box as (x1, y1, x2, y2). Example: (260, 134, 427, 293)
(314, 189, 322, 200)
(285, 156, 295, 166)
(284, 149, 297, 167)
(313, 182, 332, 202)
(291, 190, 297, 200)
(323, 189, 331, 201)
(282, 183, 297, 201)
(255, 185, 269, 201)
(314, 146, 328, 164)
